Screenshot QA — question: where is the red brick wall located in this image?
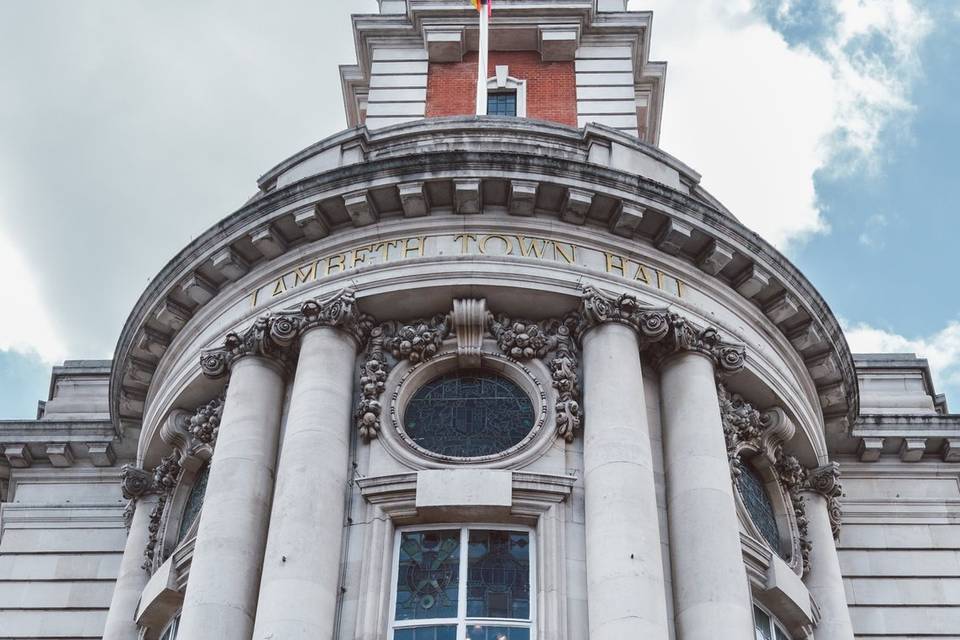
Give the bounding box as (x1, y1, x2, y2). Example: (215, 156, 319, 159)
(425, 51, 577, 127)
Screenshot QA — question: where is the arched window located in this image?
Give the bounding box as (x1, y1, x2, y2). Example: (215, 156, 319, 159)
(177, 465, 210, 543)
(737, 463, 780, 551)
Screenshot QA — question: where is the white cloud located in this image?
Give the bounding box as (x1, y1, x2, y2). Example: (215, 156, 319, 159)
(0, 210, 65, 362)
(845, 320, 960, 403)
(637, 0, 932, 250)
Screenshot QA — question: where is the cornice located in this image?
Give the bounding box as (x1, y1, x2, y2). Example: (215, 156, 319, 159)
(110, 119, 857, 447)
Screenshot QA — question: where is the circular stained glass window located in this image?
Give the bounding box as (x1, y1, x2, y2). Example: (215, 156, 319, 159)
(404, 371, 536, 459)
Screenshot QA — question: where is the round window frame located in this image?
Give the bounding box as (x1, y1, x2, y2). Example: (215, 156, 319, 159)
(384, 349, 551, 469)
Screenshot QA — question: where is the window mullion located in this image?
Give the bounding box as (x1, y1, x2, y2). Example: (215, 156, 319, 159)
(458, 527, 469, 637)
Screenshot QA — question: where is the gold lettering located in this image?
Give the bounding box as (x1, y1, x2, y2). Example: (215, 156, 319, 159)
(325, 253, 346, 276)
(604, 252, 627, 276)
(351, 245, 371, 269)
(271, 277, 288, 297)
(553, 241, 576, 264)
(293, 260, 318, 286)
(656, 270, 665, 290)
(515, 234, 547, 259)
(249, 289, 260, 308)
(372, 240, 400, 262)
(479, 234, 513, 255)
(676, 278, 685, 298)
(403, 236, 426, 258)
(633, 263, 650, 284)
(454, 233, 478, 254)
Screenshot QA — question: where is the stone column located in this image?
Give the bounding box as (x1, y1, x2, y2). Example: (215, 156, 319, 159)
(102, 467, 159, 640)
(659, 347, 754, 639)
(252, 321, 363, 638)
(178, 319, 291, 639)
(580, 313, 670, 639)
(803, 464, 854, 640)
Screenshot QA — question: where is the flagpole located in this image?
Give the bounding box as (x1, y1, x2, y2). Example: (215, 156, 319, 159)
(475, 0, 489, 115)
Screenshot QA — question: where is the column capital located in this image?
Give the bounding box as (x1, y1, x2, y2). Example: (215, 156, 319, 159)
(200, 288, 375, 378)
(120, 464, 159, 501)
(803, 462, 843, 539)
(578, 285, 746, 374)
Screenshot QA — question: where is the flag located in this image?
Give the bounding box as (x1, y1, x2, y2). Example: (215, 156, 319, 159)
(471, 0, 492, 16)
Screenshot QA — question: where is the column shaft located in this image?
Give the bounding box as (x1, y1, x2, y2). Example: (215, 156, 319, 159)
(581, 322, 669, 639)
(177, 356, 286, 639)
(102, 494, 159, 640)
(253, 327, 357, 639)
(660, 351, 754, 639)
(803, 491, 854, 640)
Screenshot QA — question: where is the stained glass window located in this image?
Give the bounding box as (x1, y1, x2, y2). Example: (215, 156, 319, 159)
(404, 372, 535, 458)
(737, 464, 780, 552)
(178, 465, 210, 543)
(396, 530, 461, 621)
(487, 91, 517, 116)
(392, 528, 533, 640)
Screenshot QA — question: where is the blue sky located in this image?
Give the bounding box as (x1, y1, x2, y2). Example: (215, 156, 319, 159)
(0, 0, 957, 419)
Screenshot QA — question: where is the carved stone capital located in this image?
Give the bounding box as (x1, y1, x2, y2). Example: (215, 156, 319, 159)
(578, 286, 746, 374)
(120, 464, 157, 501)
(579, 286, 670, 344)
(649, 315, 746, 374)
(200, 313, 299, 378)
(200, 288, 374, 378)
(804, 462, 843, 539)
(294, 287, 375, 346)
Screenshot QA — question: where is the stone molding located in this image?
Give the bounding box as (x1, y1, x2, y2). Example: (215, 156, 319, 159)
(579, 285, 747, 374)
(200, 288, 373, 379)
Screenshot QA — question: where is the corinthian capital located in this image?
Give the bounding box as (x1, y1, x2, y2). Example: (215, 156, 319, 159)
(200, 313, 299, 378)
(578, 286, 746, 373)
(804, 462, 843, 539)
(200, 288, 374, 378)
(579, 286, 671, 343)
(120, 464, 157, 501)
(295, 287, 375, 346)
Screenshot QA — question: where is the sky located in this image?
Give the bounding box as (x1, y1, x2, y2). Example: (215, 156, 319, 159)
(0, 0, 957, 418)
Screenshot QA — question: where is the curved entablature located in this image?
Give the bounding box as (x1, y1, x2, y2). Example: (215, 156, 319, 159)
(110, 118, 857, 457)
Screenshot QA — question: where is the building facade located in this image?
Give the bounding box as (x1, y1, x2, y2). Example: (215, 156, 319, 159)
(1, 1, 959, 639)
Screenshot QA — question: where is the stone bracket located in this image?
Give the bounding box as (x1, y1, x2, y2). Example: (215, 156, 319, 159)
(452, 299, 487, 368)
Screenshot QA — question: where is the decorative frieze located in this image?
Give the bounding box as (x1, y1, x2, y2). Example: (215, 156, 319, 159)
(357, 326, 389, 442)
(188, 397, 225, 446)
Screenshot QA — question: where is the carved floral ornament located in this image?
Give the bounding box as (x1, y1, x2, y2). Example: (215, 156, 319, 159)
(718, 384, 844, 576)
(198, 286, 751, 445)
(119, 394, 227, 573)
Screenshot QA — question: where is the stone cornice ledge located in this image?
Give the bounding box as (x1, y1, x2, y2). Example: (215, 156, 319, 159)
(110, 118, 857, 447)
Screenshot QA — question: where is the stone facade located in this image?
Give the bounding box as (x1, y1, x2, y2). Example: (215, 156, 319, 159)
(1, 2, 959, 639)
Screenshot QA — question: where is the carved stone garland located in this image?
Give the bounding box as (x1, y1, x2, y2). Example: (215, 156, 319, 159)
(487, 313, 583, 442)
(718, 383, 812, 575)
(718, 384, 846, 575)
(356, 314, 452, 441)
